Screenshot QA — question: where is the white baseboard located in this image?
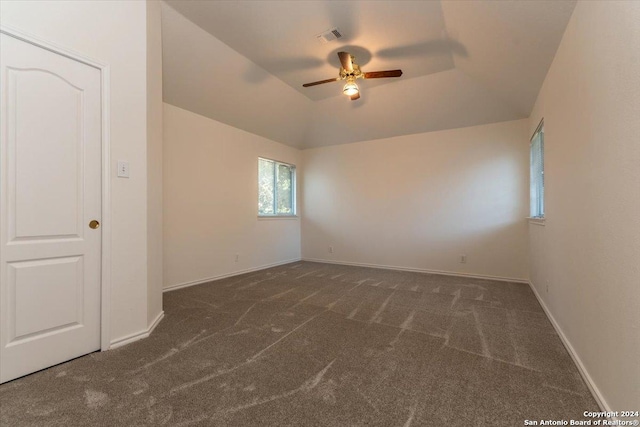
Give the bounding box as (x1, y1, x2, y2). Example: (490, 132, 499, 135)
(163, 258, 302, 293)
(302, 257, 529, 283)
(528, 281, 611, 413)
(109, 310, 164, 350)
(147, 310, 165, 335)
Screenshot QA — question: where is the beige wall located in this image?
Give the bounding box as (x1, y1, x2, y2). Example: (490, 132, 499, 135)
(0, 1, 152, 343)
(302, 119, 529, 281)
(163, 103, 301, 290)
(146, 0, 164, 327)
(528, 1, 640, 411)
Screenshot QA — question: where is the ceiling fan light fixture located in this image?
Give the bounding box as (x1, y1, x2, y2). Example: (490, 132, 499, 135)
(343, 80, 359, 96)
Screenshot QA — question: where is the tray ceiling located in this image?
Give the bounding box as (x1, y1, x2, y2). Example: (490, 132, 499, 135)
(162, 1, 576, 148)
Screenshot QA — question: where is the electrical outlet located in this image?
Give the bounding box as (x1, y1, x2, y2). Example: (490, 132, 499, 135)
(235, 254, 239, 263)
(329, 246, 334, 254)
(117, 160, 130, 178)
(459, 255, 467, 264)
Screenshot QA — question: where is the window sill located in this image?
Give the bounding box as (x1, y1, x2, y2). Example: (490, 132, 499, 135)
(258, 215, 299, 221)
(527, 217, 546, 226)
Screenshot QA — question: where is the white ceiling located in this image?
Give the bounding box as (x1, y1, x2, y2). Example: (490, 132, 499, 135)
(162, 0, 576, 149)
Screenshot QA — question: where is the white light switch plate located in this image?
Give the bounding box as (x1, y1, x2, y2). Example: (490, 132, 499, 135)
(117, 161, 130, 178)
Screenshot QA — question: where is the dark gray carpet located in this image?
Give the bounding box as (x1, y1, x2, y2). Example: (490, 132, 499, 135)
(0, 261, 598, 426)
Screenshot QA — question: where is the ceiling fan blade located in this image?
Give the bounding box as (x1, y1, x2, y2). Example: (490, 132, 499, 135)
(364, 69, 403, 79)
(338, 51, 354, 73)
(302, 77, 340, 87)
(350, 93, 360, 101)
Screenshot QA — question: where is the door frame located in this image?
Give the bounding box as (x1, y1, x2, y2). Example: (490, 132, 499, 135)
(0, 25, 112, 351)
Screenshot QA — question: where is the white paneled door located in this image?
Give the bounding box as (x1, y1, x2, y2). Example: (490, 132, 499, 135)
(0, 33, 102, 383)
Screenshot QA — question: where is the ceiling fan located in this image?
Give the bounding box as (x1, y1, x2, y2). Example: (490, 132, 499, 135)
(302, 51, 402, 100)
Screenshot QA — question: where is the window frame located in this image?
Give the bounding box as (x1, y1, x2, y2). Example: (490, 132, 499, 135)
(529, 120, 545, 222)
(257, 157, 297, 218)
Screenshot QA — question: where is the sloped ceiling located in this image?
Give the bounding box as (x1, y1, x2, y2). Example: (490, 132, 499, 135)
(162, 1, 576, 149)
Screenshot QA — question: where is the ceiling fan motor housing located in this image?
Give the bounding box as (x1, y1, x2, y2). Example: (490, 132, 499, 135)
(340, 62, 363, 80)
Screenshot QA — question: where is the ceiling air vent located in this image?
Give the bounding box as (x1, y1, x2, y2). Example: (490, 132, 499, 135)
(316, 27, 342, 44)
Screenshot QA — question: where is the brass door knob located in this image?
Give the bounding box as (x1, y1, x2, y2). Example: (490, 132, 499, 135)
(89, 220, 100, 229)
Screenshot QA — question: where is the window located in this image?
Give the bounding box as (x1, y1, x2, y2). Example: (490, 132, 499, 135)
(530, 121, 544, 218)
(258, 157, 296, 216)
